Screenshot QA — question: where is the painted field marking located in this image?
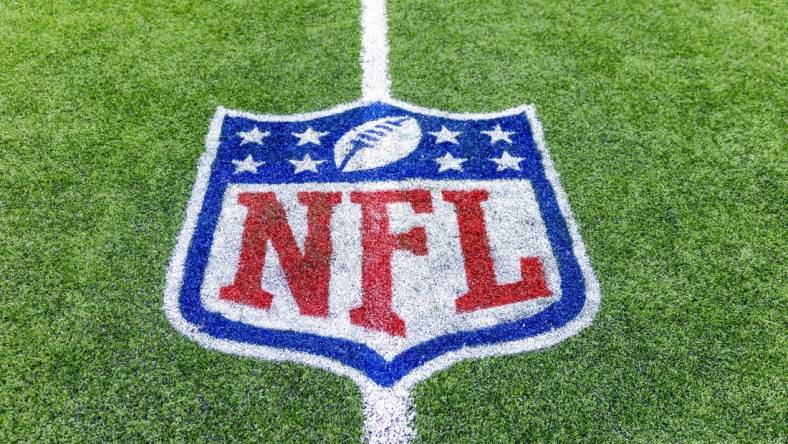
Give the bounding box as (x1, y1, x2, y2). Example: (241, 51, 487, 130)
(164, 1, 600, 442)
(361, 0, 391, 101)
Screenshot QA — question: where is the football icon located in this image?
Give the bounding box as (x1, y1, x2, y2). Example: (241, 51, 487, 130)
(334, 116, 422, 172)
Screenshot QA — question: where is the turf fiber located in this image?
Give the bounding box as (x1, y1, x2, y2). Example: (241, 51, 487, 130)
(0, 0, 785, 441)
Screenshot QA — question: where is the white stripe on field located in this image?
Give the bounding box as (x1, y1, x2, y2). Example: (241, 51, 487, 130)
(360, 0, 391, 101)
(361, 4, 410, 440)
(363, 386, 415, 444)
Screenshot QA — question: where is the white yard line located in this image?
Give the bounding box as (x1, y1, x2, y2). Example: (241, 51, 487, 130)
(360, 0, 391, 102)
(360, 2, 414, 438)
(362, 386, 415, 444)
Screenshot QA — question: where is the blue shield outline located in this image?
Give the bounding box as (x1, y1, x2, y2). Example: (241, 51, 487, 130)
(164, 99, 600, 389)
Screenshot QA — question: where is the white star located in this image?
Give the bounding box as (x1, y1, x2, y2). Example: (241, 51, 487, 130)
(490, 151, 524, 171)
(481, 124, 515, 144)
(237, 127, 270, 146)
(435, 152, 467, 172)
(428, 126, 461, 144)
(292, 127, 329, 146)
(289, 153, 325, 174)
(232, 154, 265, 174)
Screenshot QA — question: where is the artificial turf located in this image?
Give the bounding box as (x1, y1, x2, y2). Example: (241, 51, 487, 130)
(1, 0, 785, 441)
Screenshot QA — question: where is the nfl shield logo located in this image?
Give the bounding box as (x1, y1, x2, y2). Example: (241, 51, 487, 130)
(164, 99, 599, 438)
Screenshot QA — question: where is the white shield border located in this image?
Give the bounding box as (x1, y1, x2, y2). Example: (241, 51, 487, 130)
(163, 98, 601, 393)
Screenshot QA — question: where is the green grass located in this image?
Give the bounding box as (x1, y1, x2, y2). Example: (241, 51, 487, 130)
(1, 0, 785, 441)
